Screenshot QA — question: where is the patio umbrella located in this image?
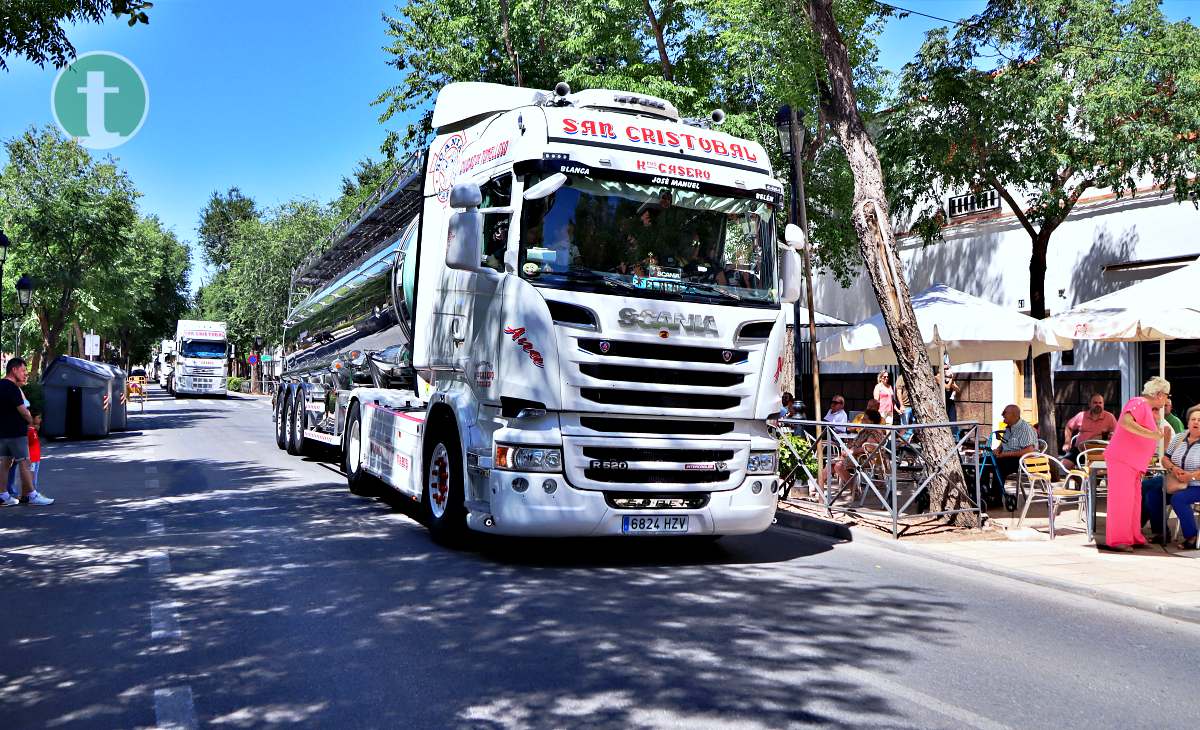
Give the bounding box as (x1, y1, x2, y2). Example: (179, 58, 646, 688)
(1046, 259, 1200, 378)
(817, 283, 1072, 367)
(785, 306, 850, 328)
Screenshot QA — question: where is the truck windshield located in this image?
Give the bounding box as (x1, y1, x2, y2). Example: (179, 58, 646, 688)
(518, 175, 777, 306)
(180, 340, 226, 359)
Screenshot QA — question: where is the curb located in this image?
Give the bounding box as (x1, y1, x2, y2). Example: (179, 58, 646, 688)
(773, 508, 853, 541)
(778, 511, 1200, 626)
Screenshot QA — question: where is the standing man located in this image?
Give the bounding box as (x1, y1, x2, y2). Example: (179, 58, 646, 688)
(0, 358, 53, 506)
(994, 404, 1037, 486)
(1062, 393, 1117, 466)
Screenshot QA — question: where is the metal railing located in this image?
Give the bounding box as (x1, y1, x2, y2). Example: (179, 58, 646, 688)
(778, 419, 984, 538)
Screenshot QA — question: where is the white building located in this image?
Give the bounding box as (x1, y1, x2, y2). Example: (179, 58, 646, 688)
(810, 184, 1200, 441)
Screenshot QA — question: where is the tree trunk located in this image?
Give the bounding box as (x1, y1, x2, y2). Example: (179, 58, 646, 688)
(498, 0, 522, 87)
(642, 0, 675, 82)
(1029, 231, 1058, 448)
(805, 0, 979, 527)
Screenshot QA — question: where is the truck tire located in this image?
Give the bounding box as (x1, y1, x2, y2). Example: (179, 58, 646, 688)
(286, 387, 308, 457)
(343, 401, 378, 496)
(422, 423, 467, 541)
(274, 388, 289, 450)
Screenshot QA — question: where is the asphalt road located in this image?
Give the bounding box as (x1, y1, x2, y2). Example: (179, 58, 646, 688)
(1, 387, 1197, 729)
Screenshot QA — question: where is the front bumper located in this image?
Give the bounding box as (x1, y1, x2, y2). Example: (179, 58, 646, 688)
(175, 375, 227, 394)
(467, 471, 780, 537)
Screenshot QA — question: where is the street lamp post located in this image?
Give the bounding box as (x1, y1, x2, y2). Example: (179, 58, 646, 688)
(14, 274, 33, 357)
(253, 334, 264, 394)
(0, 230, 10, 359)
(776, 105, 822, 422)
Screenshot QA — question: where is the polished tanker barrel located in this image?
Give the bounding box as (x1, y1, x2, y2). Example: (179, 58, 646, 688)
(283, 217, 418, 376)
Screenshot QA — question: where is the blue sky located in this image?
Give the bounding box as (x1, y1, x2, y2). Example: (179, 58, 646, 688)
(0, 1, 1195, 291)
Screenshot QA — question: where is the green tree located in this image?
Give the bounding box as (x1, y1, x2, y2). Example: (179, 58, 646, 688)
(197, 199, 334, 357)
(92, 216, 191, 367)
(878, 0, 1200, 442)
(197, 187, 258, 268)
(374, 0, 887, 282)
(0, 125, 140, 370)
(0, 0, 152, 70)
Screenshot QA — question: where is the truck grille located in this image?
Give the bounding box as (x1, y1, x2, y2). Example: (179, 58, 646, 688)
(578, 339, 748, 364)
(585, 468, 729, 484)
(604, 492, 711, 510)
(582, 447, 735, 462)
(578, 363, 744, 387)
(580, 389, 740, 410)
(566, 438, 746, 491)
(579, 417, 735, 436)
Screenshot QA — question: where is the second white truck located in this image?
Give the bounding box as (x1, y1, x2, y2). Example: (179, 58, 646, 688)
(170, 320, 229, 397)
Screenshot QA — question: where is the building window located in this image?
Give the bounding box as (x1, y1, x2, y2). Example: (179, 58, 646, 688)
(947, 189, 1000, 218)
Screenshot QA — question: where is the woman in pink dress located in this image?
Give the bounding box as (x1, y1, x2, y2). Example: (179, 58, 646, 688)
(1103, 377, 1171, 551)
(873, 371, 895, 425)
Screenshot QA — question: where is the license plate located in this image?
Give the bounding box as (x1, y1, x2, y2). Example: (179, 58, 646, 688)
(622, 515, 689, 534)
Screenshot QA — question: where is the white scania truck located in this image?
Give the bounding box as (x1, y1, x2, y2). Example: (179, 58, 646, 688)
(275, 82, 804, 539)
(170, 320, 229, 397)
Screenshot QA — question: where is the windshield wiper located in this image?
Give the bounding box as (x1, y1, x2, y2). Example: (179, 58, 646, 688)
(683, 281, 742, 302)
(551, 268, 640, 294)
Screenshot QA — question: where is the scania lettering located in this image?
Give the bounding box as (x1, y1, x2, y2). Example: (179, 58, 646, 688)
(274, 82, 805, 540)
(171, 320, 228, 397)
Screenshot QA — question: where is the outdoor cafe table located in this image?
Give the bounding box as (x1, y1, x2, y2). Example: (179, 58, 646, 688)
(1086, 459, 1166, 544)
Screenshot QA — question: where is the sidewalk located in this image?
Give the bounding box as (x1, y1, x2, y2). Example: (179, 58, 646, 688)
(778, 499, 1200, 624)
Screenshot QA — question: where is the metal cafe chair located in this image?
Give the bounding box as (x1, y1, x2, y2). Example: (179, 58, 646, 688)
(1018, 453, 1086, 539)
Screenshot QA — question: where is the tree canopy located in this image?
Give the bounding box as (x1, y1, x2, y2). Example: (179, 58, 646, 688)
(0, 0, 152, 70)
(0, 125, 189, 370)
(374, 0, 890, 283)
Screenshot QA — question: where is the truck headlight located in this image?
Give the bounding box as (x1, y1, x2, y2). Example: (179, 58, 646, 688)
(747, 450, 777, 475)
(494, 445, 563, 472)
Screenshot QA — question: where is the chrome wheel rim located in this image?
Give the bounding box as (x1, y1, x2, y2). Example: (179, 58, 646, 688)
(428, 442, 450, 519)
(348, 417, 361, 474)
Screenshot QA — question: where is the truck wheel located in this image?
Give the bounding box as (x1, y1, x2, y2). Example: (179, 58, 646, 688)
(343, 401, 377, 496)
(422, 425, 466, 541)
(287, 388, 308, 457)
(274, 388, 289, 450)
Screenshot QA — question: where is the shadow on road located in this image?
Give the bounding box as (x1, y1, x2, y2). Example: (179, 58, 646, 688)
(0, 397, 966, 728)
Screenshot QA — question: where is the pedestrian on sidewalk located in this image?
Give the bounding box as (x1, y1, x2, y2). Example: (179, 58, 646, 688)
(6, 407, 41, 500)
(1102, 377, 1169, 551)
(0, 358, 52, 507)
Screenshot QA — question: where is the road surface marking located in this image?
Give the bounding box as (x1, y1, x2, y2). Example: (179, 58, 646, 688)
(150, 602, 182, 640)
(243, 440, 258, 445)
(146, 465, 158, 474)
(147, 520, 165, 536)
(835, 666, 1012, 730)
(146, 479, 160, 490)
(154, 686, 197, 729)
(148, 551, 171, 576)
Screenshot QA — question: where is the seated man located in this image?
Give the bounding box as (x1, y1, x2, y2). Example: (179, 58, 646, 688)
(1062, 393, 1116, 466)
(994, 404, 1037, 486)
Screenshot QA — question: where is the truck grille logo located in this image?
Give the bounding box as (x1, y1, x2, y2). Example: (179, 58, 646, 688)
(618, 307, 719, 336)
(722, 350, 733, 363)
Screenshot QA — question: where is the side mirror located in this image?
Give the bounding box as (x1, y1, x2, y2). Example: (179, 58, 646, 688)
(446, 183, 487, 273)
(449, 182, 482, 209)
(523, 173, 568, 200)
(780, 247, 802, 303)
(784, 223, 805, 249)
